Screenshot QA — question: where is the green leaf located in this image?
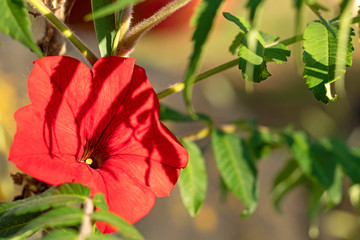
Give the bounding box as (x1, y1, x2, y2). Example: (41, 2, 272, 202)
(223, 12, 251, 33)
(0, 183, 89, 217)
(93, 192, 109, 211)
(91, 0, 116, 57)
(272, 159, 306, 211)
(184, 0, 225, 117)
(248, 126, 278, 160)
(6, 207, 83, 240)
(229, 32, 245, 55)
(325, 164, 342, 208)
(211, 128, 258, 217)
(302, 21, 354, 103)
(85, 0, 143, 20)
(39, 229, 78, 240)
(159, 104, 211, 122)
(92, 211, 144, 240)
(308, 181, 324, 222)
(0, 212, 42, 238)
(325, 138, 360, 183)
(178, 140, 207, 217)
(0, 0, 42, 57)
(264, 43, 291, 64)
(238, 32, 271, 82)
(285, 131, 337, 189)
(246, 0, 263, 22)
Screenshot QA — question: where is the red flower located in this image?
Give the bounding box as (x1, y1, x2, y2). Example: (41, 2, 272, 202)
(9, 56, 188, 232)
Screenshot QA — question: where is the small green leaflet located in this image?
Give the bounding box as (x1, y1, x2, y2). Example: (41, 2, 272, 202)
(0, 0, 42, 57)
(224, 12, 290, 83)
(178, 140, 207, 217)
(211, 128, 258, 217)
(302, 21, 354, 103)
(184, 0, 225, 117)
(91, 0, 116, 57)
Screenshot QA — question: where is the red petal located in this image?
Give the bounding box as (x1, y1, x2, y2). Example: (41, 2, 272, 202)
(83, 57, 136, 141)
(102, 155, 180, 197)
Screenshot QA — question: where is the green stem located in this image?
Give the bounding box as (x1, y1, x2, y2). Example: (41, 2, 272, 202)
(28, 0, 98, 65)
(157, 58, 239, 99)
(157, 12, 360, 100)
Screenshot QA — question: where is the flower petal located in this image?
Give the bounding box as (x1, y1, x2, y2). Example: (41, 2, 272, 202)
(102, 155, 180, 197)
(10, 104, 81, 159)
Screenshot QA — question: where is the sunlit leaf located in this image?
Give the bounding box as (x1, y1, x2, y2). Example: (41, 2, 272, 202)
(91, 0, 116, 57)
(184, 0, 225, 117)
(178, 140, 207, 216)
(211, 128, 258, 217)
(223, 12, 251, 33)
(0, 0, 42, 57)
(302, 21, 354, 103)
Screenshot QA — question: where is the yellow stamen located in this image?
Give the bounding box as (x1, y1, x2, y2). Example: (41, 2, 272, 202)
(85, 158, 93, 165)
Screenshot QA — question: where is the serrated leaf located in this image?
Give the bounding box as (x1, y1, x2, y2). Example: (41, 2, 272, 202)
(272, 159, 306, 211)
(0, 0, 42, 57)
(91, 0, 116, 57)
(6, 207, 83, 240)
(264, 43, 291, 64)
(178, 140, 207, 217)
(85, 0, 143, 20)
(39, 229, 78, 240)
(159, 104, 211, 122)
(285, 131, 337, 189)
(302, 21, 354, 103)
(184, 0, 225, 117)
(229, 32, 245, 55)
(211, 128, 258, 217)
(223, 12, 251, 33)
(92, 211, 144, 240)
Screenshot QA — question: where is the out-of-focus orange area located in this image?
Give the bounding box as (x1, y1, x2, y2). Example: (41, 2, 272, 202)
(1, 0, 360, 239)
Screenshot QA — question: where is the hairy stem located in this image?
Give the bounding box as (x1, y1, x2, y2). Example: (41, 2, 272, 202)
(116, 0, 192, 57)
(28, 0, 98, 65)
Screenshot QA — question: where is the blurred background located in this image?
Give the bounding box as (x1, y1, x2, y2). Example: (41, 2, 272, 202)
(2, 0, 360, 239)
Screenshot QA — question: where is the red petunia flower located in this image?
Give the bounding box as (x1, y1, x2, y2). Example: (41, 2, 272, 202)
(9, 56, 188, 233)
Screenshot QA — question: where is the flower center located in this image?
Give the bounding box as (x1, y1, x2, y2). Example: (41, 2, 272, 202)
(85, 158, 93, 165)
